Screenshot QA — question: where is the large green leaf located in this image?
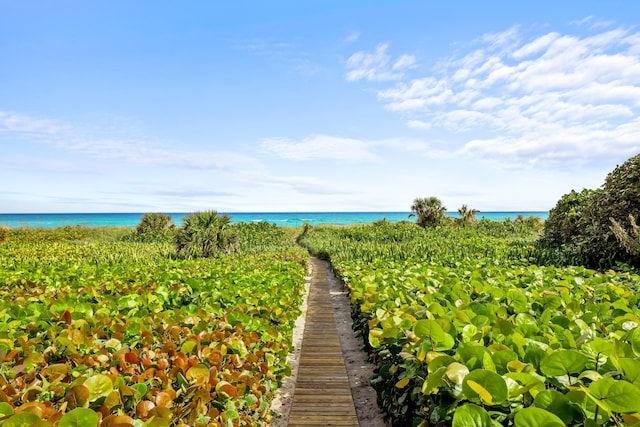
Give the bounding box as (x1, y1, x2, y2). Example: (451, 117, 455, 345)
(514, 407, 565, 427)
(58, 408, 99, 427)
(588, 377, 640, 413)
(539, 349, 588, 376)
(457, 343, 492, 370)
(462, 369, 508, 405)
(452, 404, 492, 427)
(0, 402, 13, 416)
(413, 319, 445, 342)
(619, 358, 640, 386)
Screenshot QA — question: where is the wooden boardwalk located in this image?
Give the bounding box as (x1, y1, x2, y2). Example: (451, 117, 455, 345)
(287, 257, 360, 427)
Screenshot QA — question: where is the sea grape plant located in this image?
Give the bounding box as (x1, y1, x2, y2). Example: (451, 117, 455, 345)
(302, 223, 640, 426)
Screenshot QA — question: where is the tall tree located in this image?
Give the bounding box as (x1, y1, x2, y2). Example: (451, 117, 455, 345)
(410, 197, 447, 227)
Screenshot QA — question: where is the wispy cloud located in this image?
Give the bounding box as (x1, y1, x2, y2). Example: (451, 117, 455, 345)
(348, 24, 640, 167)
(260, 174, 355, 195)
(0, 111, 71, 137)
(140, 188, 237, 198)
(345, 43, 416, 82)
(0, 110, 261, 172)
(0, 155, 100, 174)
(261, 133, 453, 162)
(261, 134, 377, 161)
(230, 36, 322, 77)
(345, 30, 360, 43)
(231, 37, 300, 58)
(570, 15, 616, 30)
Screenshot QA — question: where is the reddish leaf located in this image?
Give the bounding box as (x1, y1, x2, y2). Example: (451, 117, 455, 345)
(65, 385, 90, 409)
(135, 401, 155, 419)
(229, 354, 242, 368)
(124, 351, 139, 364)
(101, 414, 135, 427)
(61, 310, 72, 325)
(154, 390, 174, 408)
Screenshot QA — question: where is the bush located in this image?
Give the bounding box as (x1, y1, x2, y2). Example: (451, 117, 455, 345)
(590, 154, 640, 267)
(0, 226, 8, 243)
(136, 213, 174, 234)
(120, 212, 176, 243)
(537, 154, 640, 269)
(539, 189, 598, 247)
(175, 211, 237, 258)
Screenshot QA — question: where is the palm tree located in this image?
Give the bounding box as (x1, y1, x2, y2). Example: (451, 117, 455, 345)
(136, 212, 174, 234)
(457, 205, 479, 225)
(175, 211, 238, 258)
(410, 197, 446, 227)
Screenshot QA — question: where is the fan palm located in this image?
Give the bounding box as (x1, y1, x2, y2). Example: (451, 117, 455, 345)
(457, 205, 479, 225)
(136, 212, 174, 234)
(410, 197, 446, 227)
(175, 211, 238, 258)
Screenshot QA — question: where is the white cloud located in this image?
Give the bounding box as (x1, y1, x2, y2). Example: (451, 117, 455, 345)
(347, 24, 640, 168)
(261, 134, 377, 161)
(345, 43, 416, 82)
(406, 120, 432, 130)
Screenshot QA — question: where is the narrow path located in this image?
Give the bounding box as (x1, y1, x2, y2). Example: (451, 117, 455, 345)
(287, 257, 360, 427)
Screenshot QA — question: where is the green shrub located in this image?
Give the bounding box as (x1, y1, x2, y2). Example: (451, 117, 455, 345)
(537, 154, 640, 269)
(120, 212, 176, 243)
(590, 154, 640, 267)
(539, 189, 597, 247)
(136, 212, 174, 234)
(175, 211, 237, 258)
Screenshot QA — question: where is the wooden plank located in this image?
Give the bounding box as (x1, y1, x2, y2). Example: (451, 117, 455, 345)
(287, 257, 360, 427)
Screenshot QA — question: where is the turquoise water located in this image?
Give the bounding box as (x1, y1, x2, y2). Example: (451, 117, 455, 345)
(0, 211, 548, 229)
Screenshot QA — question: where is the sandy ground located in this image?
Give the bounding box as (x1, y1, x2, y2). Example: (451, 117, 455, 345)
(270, 258, 388, 426)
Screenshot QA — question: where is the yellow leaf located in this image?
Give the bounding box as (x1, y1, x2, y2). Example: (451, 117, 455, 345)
(395, 377, 410, 389)
(467, 379, 493, 404)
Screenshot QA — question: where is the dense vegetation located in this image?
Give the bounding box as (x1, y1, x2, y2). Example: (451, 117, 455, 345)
(539, 153, 640, 269)
(0, 224, 307, 426)
(300, 220, 640, 426)
(3, 148, 639, 427)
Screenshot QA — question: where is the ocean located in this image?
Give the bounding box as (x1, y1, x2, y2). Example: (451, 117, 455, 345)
(0, 211, 548, 229)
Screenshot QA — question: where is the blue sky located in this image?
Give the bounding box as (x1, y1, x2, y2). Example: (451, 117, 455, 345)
(2, 1, 640, 213)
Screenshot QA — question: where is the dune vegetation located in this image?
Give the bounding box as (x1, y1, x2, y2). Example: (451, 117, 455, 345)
(1, 155, 640, 426)
(0, 221, 307, 427)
